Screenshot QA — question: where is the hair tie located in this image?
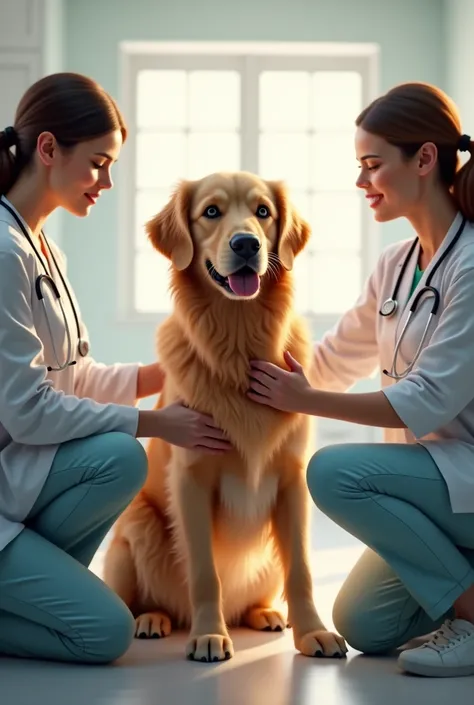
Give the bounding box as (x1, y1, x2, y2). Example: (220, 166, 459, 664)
(458, 133, 471, 152)
(1, 126, 18, 149)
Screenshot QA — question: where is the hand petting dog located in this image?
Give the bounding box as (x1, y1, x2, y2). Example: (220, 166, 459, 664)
(247, 351, 314, 413)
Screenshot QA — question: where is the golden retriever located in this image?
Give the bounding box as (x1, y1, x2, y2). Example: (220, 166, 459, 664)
(103, 171, 346, 662)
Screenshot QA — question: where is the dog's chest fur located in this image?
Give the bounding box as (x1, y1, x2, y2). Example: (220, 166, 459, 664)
(157, 306, 310, 456)
(218, 473, 278, 526)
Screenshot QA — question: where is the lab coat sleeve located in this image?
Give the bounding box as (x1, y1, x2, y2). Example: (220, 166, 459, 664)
(73, 325, 141, 406)
(383, 267, 474, 438)
(0, 250, 140, 445)
(309, 265, 379, 392)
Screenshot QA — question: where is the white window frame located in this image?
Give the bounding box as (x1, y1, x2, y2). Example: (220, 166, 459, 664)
(117, 41, 380, 326)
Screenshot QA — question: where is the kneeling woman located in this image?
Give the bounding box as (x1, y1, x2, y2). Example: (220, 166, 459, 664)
(247, 81, 474, 679)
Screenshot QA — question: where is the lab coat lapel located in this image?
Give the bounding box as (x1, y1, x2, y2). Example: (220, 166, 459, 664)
(397, 240, 420, 311)
(421, 211, 465, 286)
(393, 238, 420, 341)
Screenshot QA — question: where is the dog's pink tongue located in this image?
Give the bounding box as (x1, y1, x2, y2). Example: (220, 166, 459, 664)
(228, 272, 260, 297)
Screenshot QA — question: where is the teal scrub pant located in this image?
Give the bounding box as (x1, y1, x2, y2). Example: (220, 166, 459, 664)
(306, 442, 474, 655)
(0, 432, 147, 664)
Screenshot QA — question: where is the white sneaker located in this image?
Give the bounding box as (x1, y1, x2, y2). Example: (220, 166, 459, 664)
(398, 618, 474, 678)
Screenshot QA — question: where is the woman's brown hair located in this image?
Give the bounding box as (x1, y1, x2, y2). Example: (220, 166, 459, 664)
(0, 72, 127, 195)
(356, 82, 473, 219)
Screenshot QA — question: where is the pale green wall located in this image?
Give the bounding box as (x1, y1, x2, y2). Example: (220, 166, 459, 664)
(61, 0, 446, 369)
(445, 0, 474, 130)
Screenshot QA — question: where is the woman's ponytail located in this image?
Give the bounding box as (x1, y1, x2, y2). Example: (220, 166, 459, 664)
(0, 126, 19, 196)
(453, 135, 474, 221)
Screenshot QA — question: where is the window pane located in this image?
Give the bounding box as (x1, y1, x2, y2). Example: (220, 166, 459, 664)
(189, 71, 241, 130)
(311, 132, 358, 191)
(136, 132, 186, 189)
(135, 190, 172, 249)
(295, 252, 361, 314)
(310, 192, 362, 252)
(134, 251, 173, 313)
(259, 71, 310, 131)
(187, 132, 240, 179)
(289, 190, 311, 223)
(136, 70, 187, 129)
(259, 133, 309, 190)
(312, 71, 363, 130)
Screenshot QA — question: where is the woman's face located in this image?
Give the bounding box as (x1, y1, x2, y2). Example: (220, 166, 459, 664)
(39, 129, 123, 217)
(355, 127, 434, 223)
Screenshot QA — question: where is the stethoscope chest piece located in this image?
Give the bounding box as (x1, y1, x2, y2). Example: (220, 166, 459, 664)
(78, 338, 89, 357)
(380, 298, 398, 317)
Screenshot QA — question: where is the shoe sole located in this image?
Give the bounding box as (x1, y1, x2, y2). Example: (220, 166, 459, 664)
(399, 660, 474, 678)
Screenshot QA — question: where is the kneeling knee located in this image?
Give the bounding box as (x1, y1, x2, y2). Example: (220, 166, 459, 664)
(306, 445, 352, 514)
(332, 596, 391, 655)
(108, 433, 148, 494)
(84, 599, 135, 664)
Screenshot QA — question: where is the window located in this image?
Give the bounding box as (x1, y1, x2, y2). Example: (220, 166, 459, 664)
(118, 42, 379, 322)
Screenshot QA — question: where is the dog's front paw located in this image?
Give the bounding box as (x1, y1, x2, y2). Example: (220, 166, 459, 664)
(185, 633, 234, 662)
(135, 611, 172, 639)
(295, 629, 348, 658)
(243, 606, 288, 632)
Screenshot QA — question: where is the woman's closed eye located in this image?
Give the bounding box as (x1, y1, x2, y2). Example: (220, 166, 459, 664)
(358, 163, 380, 172)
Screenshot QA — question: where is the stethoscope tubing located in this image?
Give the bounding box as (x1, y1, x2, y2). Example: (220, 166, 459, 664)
(381, 218, 466, 379)
(0, 198, 88, 371)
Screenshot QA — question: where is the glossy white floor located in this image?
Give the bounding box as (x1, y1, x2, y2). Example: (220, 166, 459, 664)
(1, 508, 472, 704)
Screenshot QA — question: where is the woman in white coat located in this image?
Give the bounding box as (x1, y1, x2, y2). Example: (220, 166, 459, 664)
(0, 72, 230, 665)
(248, 82, 474, 678)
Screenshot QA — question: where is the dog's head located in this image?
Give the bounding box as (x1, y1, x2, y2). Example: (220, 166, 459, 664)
(146, 171, 310, 301)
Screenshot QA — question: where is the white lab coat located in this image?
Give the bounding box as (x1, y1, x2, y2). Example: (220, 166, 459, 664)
(0, 196, 140, 551)
(311, 210, 474, 513)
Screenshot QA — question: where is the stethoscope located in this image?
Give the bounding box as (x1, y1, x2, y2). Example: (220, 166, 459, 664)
(381, 216, 466, 380)
(0, 198, 89, 372)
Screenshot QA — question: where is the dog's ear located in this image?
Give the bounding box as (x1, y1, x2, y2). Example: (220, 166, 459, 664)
(146, 180, 194, 271)
(269, 180, 311, 271)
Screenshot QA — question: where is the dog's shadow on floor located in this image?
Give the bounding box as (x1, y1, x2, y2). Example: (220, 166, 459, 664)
(120, 627, 352, 704)
(124, 625, 291, 665)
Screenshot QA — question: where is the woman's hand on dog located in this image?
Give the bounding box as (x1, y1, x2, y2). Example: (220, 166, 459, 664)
(247, 351, 315, 413)
(156, 402, 233, 454)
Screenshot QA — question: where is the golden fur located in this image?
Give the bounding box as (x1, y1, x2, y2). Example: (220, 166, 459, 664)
(103, 171, 346, 662)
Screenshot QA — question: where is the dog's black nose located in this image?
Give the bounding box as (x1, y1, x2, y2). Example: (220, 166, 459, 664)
(229, 233, 261, 259)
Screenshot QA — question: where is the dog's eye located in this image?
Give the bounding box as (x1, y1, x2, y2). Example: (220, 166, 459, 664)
(203, 205, 221, 219)
(256, 205, 270, 219)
